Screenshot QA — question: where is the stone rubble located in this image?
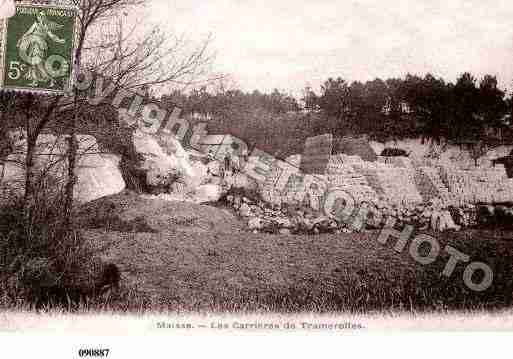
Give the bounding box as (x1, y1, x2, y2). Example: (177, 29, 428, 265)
(225, 189, 513, 235)
(4, 128, 512, 234)
(224, 149, 513, 235)
(226, 193, 343, 235)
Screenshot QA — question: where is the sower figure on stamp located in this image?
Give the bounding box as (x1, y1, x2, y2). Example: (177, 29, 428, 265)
(17, 11, 66, 87)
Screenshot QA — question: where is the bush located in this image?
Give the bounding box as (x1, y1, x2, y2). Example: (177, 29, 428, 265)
(380, 148, 410, 157)
(220, 185, 263, 204)
(0, 191, 117, 309)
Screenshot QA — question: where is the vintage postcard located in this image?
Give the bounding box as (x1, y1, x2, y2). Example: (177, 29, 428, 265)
(1, 0, 513, 357)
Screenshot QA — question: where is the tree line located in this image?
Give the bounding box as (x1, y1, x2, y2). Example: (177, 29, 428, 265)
(162, 87, 301, 117)
(306, 73, 512, 143)
(158, 73, 513, 156)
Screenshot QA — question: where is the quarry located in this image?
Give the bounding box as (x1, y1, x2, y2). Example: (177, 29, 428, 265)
(2, 126, 512, 236)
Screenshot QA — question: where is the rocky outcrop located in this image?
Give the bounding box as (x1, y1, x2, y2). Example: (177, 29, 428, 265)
(1, 130, 125, 203)
(193, 184, 225, 203)
(132, 130, 223, 203)
(76, 152, 126, 203)
(430, 210, 461, 232)
(132, 130, 185, 189)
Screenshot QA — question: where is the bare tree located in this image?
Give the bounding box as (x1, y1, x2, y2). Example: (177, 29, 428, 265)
(65, 0, 217, 230)
(7, 0, 217, 232)
(85, 17, 216, 90)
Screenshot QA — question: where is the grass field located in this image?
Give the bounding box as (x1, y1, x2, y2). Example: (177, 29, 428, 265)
(69, 192, 513, 314)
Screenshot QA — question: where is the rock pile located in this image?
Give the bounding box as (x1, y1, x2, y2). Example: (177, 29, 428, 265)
(226, 194, 346, 235)
(132, 129, 193, 190)
(225, 191, 466, 234)
(361, 199, 461, 232)
(133, 130, 230, 204)
(246, 148, 513, 234)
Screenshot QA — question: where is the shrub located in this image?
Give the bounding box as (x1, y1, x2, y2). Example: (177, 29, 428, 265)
(0, 190, 115, 309)
(380, 148, 410, 157)
(220, 185, 263, 204)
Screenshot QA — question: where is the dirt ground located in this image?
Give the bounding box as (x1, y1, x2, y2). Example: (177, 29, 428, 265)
(81, 192, 513, 313)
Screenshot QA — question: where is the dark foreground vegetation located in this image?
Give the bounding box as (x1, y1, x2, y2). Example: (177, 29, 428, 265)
(0, 193, 122, 310)
(2, 192, 512, 314)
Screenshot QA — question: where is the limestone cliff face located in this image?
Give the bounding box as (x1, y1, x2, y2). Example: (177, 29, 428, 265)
(1, 129, 125, 203)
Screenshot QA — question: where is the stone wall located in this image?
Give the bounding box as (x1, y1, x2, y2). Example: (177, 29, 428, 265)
(250, 150, 513, 232)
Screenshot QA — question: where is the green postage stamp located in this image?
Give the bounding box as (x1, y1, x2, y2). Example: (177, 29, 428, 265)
(0, 3, 78, 93)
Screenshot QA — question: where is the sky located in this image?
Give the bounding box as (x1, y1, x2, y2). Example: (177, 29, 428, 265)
(146, 0, 513, 96)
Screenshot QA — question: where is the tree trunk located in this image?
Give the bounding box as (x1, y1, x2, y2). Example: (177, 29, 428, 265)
(63, 35, 84, 233)
(63, 81, 80, 231)
(23, 94, 36, 228)
(63, 121, 78, 231)
(23, 137, 37, 230)
(24, 136, 37, 206)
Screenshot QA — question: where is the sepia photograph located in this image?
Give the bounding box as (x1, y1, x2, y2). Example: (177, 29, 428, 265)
(1, 0, 513, 355)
